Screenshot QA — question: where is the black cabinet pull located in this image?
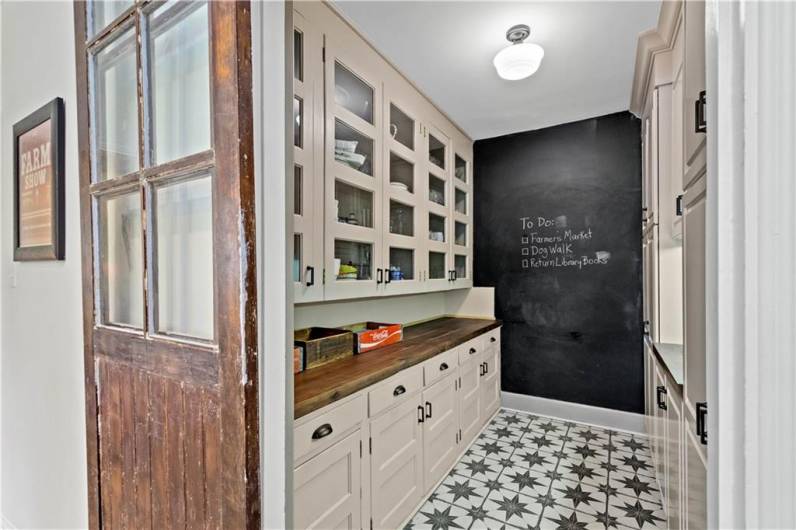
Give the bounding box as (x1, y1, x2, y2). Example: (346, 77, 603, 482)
(393, 384, 406, 396)
(484, 361, 489, 374)
(425, 401, 432, 419)
(696, 402, 708, 445)
(656, 386, 668, 410)
(695, 90, 707, 133)
(417, 405, 425, 423)
(469, 347, 477, 355)
(479, 363, 485, 376)
(490, 337, 497, 343)
(439, 362, 449, 371)
(306, 266, 315, 287)
(376, 268, 383, 284)
(385, 270, 392, 284)
(311, 423, 333, 440)
(452, 270, 457, 281)
(675, 195, 684, 217)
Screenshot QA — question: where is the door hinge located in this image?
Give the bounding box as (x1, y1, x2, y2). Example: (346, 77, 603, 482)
(370, 518, 373, 530)
(323, 268, 327, 285)
(322, 46, 326, 63)
(359, 439, 362, 458)
(369, 437, 372, 454)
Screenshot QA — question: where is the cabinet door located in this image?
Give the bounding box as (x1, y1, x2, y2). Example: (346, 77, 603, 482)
(683, 0, 706, 170)
(644, 341, 655, 433)
(294, 430, 362, 530)
(370, 396, 424, 529)
(422, 371, 460, 491)
(652, 366, 668, 512)
(643, 225, 659, 342)
(459, 349, 482, 446)
(480, 347, 501, 422)
(423, 122, 453, 292)
(683, 427, 707, 530)
(292, 9, 324, 302)
(451, 150, 473, 289)
(324, 33, 384, 300)
(666, 387, 683, 530)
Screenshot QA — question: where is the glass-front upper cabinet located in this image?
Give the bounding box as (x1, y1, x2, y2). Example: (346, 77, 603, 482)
(423, 122, 452, 291)
(292, 8, 324, 303)
(324, 29, 384, 300)
(451, 150, 473, 287)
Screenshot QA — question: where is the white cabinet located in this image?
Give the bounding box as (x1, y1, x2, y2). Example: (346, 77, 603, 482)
(458, 344, 482, 446)
(480, 345, 501, 420)
(683, 427, 707, 530)
(294, 430, 362, 530)
(421, 371, 460, 491)
(683, 0, 706, 172)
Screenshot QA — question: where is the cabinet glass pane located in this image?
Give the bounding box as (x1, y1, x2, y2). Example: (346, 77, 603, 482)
(455, 255, 467, 279)
(389, 248, 414, 281)
(389, 152, 413, 193)
(455, 222, 467, 246)
(334, 240, 372, 281)
(335, 180, 373, 228)
(429, 251, 446, 279)
(293, 233, 302, 282)
(455, 154, 467, 182)
(293, 96, 303, 148)
(429, 213, 445, 242)
(149, 1, 211, 164)
(154, 174, 213, 340)
(92, 27, 138, 181)
(90, 1, 133, 37)
(294, 165, 303, 215)
(334, 62, 373, 124)
(429, 133, 446, 169)
(389, 200, 413, 237)
(98, 190, 143, 328)
(389, 104, 414, 150)
(293, 30, 303, 81)
(455, 188, 467, 214)
(429, 175, 446, 206)
(335, 120, 373, 176)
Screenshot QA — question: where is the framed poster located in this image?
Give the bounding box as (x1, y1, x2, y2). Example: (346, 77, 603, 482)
(13, 97, 65, 261)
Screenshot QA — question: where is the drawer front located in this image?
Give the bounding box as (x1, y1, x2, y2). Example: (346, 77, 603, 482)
(457, 336, 484, 365)
(295, 394, 366, 463)
(368, 364, 423, 418)
(423, 347, 459, 387)
(483, 327, 501, 351)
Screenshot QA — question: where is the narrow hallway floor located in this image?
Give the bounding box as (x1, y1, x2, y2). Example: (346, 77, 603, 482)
(405, 408, 665, 530)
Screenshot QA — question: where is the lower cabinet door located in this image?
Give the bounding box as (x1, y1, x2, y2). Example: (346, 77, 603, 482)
(652, 367, 668, 510)
(480, 348, 500, 422)
(684, 417, 707, 530)
(459, 356, 481, 446)
(422, 371, 460, 491)
(666, 387, 683, 530)
(370, 396, 424, 529)
(294, 430, 362, 530)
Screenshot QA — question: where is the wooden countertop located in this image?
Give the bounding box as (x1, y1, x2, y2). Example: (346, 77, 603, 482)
(294, 317, 501, 418)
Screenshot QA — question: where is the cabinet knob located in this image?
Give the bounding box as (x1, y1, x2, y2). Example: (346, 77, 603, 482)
(311, 423, 333, 440)
(490, 337, 496, 343)
(393, 384, 406, 396)
(439, 362, 449, 371)
(469, 347, 477, 355)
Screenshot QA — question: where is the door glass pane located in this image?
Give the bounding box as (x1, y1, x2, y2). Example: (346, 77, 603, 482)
(90, 1, 133, 37)
(98, 190, 143, 328)
(455, 154, 467, 182)
(149, 1, 211, 164)
(455, 222, 467, 246)
(335, 181, 373, 228)
(294, 29, 303, 81)
(335, 120, 373, 176)
(154, 174, 213, 340)
(389, 200, 413, 237)
(455, 188, 467, 214)
(455, 255, 467, 279)
(389, 248, 414, 281)
(390, 104, 414, 150)
(293, 233, 302, 283)
(293, 96, 303, 147)
(334, 62, 373, 124)
(429, 251, 446, 279)
(294, 165, 303, 215)
(334, 240, 372, 281)
(429, 133, 446, 169)
(429, 175, 445, 206)
(429, 213, 445, 242)
(389, 152, 413, 193)
(92, 27, 138, 181)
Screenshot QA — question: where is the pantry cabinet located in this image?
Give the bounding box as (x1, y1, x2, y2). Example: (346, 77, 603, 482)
(293, 2, 474, 302)
(421, 372, 460, 491)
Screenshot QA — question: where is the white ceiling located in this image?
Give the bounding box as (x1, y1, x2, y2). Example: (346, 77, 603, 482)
(333, 1, 661, 140)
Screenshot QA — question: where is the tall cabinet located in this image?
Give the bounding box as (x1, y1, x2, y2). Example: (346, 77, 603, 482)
(292, 2, 474, 303)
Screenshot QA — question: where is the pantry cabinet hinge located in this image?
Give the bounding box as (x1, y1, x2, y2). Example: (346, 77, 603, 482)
(370, 518, 373, 530)
(369, 437, 372, 454)
(359, 440, 362, 458)
(322, 46, 326, 63)
(323, 268, 326, 285)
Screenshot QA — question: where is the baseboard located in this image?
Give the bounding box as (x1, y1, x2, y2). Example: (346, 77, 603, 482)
(501, 391, 646, 434)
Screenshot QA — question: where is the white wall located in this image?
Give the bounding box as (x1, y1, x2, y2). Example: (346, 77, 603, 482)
(0, 2, 88, 528)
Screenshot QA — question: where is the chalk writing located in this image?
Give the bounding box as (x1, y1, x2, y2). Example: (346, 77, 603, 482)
(520, 216, 610, 270)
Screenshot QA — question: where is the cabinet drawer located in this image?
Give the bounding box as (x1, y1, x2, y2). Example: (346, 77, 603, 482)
(423, 347, 459, 386)
(458, 337, 483, 365)
(483, 328, 501, 351)
(295, 394, 365, 463)
(368, 364, 422, 418)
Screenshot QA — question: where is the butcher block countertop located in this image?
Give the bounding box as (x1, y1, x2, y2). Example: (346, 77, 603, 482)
(294, 317, 501, 419)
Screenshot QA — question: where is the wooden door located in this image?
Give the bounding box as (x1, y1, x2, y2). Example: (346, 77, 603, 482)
(73, 2, 258, 528)
(480, 347, 501, 421)
(369, 396, 424, 529)
(459, 350, 482, 446)
(294, 431, 362, 530)
(421, 372, 460, 491)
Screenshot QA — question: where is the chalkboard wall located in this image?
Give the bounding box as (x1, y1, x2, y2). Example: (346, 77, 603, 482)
(474, 112, 643, 413)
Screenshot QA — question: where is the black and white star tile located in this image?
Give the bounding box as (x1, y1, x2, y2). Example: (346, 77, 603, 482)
(404, 408, 666, 530)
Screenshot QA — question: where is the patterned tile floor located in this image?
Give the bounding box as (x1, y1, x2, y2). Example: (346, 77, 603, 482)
(405, 408, 666, 530)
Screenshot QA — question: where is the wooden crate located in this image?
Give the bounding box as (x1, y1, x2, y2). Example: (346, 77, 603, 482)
(294, 327, 354, 369)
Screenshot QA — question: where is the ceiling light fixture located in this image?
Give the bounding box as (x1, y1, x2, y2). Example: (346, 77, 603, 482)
(493, 24, 544, 81)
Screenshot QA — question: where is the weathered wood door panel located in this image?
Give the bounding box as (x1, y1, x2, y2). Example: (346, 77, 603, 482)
(73, 2, 257, 528)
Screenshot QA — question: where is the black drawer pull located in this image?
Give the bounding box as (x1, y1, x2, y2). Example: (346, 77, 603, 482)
(656, 386, 668, 410)
(469, 347, 477, 355)
(393, 384, 406, 396)
(417, 405, 425, 423)
(695, 90, 707, 134)
(490, 337, 496, 343)
(425, 401, 433, 419)
(696, 402, 708, 445)
(439, 362, 449, 371)
(311, 423, 333, 440)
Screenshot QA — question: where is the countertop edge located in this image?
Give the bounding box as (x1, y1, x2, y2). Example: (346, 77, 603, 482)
(646, 336, 685, 390)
